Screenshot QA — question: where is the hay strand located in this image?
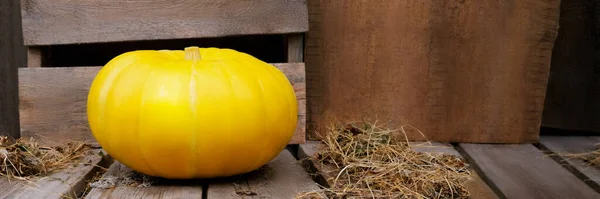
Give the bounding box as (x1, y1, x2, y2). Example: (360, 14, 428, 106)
(297, 122, 473, 199)
(0, 136, 92, 180)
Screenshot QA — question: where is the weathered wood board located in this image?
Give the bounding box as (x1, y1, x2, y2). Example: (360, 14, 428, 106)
(304, 0, 561, 143)
(20, 0, 309, 45)
(0, 0, 25, 139)
(84, 161, 204, 199)
(207, 149, 320, 198)
(539, 135, 600, 191)
(0, 150, 108, 199)
(541, 0, 600, 133)
(297, 141, 499, 199)
(18, 63, 307, 145)
(459, 143, 600, 199)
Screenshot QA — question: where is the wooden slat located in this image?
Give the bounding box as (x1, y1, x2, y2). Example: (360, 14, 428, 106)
(0, 0, 24, 139)
(0, 150, 108, 198)
(459, 143, 600, 199)
(287, 33, 304, 63)
(298, 141, 499, 199)
(541, 0, 600, 133)
(26, 47, 42, 68)
(18, 63, 306, 145)
(207, 149, 320, 198)
(84, 161, 204, 199)
(304, 0, 561, 143)
(20, 0, 309, 46)
(539, 136, 600, 191)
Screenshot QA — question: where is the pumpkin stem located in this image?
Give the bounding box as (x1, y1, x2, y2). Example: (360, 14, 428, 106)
(184, 46, 202, 61)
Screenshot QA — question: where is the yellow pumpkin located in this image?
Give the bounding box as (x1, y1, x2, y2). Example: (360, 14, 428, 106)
(87, 47, 298, 179)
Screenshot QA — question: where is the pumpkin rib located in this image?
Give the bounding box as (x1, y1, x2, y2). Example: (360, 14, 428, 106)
(216, 59, 245, 175)
(135, 64, 161, 177)
(231, 58, 270, 170)
(188, 59, 199, 178)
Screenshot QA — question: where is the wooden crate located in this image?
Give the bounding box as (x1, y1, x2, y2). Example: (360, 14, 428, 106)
(16, 0, 309, 145)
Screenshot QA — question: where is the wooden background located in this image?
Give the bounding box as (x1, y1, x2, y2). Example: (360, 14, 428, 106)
(304, 0, 562, 143)
(4, 0, 600, 144)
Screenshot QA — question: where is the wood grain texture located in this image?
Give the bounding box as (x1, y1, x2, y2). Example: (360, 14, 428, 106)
(207, 149, 319, 198)
(0, 150, 108, 198)
(20, 0, 309, 45)
(539, 135, 600, 192)
(85, 161, 204, 199)
(304, 0, 561, 143)
(26, 47, 41, 68)
(458, 143, 600, 199)
(0, 0, 24, 139)
(287, 33, 304, 63)
(541, 0, 600, 133)
(18, 63, 306, 145)
(298, 141, 499, 199)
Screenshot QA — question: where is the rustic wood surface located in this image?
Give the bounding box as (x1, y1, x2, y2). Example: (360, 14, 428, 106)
(459, 143, 600, 199)
(541, 0, 600, 133)
(298, 141, 499, 199)
(207, 149, 319, 198)
(0, 150, 108, 199)
(20, 0, 309, 46)
(0, 0, 25, 139)
(304, 0, 561, 143)
(287, 33, 304, 63)
(539, 135, 600, 191)
(85, 161, 204, 199)
(18, 63, 307, 145)
(26, 47, 42, 68)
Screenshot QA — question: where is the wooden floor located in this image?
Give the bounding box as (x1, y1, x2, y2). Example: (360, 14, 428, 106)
(1, 135, 600, 199)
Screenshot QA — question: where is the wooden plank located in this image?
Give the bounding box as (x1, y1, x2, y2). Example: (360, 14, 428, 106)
(26, 47, 42, 68)
(539, 135, 600, 191)
(0, 0, 24, 139)
(84, 161, 204, 199)
(18, 63, 306, 145)
(298, 141, 499, 199)
(20, 0, 309, 46)
(541, 0, 600, 133)
(304, 0, 561, 143)
(207, 149, 320, 198)
(0, 150, 108, 198)
(459, 143, 600, 199)
(287, 33, 304, 63)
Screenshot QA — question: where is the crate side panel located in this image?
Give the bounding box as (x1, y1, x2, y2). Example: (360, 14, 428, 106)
(20, 0, 309, 45)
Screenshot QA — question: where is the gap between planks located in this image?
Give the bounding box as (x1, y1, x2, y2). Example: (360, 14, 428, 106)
(537, 135, 600, 192)
(297, 140, 499, 199)
(0, 149, 110, 199)
(457, 142, 600, 199)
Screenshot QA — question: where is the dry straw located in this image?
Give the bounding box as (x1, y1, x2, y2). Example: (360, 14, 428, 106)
(297, 122, 473, 199)
(0, 136, 92, 181)
(564, 143, 600, 168)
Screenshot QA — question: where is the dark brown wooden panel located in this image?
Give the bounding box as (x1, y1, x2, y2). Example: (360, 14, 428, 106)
(207, 149, 319, 198)
(541, 0, 600, 133)
(84, 161, 204, 199)
(305, 0, 560, 143)
(298, 141, 499, 199)
(20, 0, 309, 45)
(18, 64, 306, 145)
(0, 0, 25, 139)
(459, 143, 600, 198)
(0, 150, 107, 199)
(539, 135, 600, 191)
